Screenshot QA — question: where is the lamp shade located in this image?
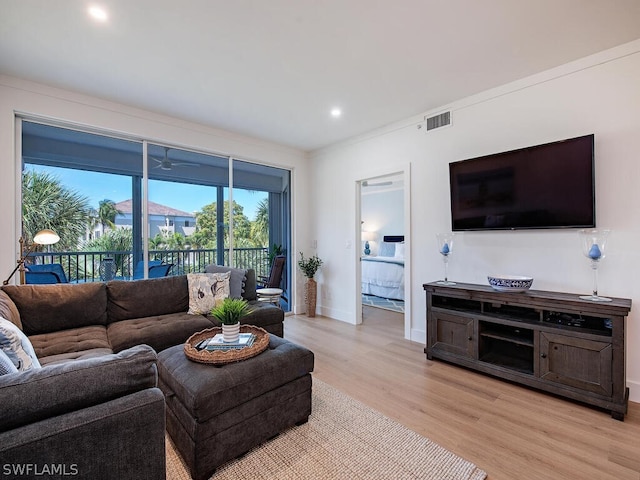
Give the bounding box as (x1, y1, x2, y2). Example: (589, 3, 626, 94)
(361, 231, 377, 242)
(33, 229, 60, 245)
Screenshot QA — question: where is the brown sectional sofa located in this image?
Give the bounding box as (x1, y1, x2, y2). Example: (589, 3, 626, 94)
(1, 269, 284, 365)
(0, 267, 284, 480)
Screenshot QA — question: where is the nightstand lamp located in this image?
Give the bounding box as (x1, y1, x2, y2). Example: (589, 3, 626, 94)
(362, 231, 377, 255)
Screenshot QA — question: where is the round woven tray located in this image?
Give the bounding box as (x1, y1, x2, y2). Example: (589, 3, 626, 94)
(184, 325, 269, 365)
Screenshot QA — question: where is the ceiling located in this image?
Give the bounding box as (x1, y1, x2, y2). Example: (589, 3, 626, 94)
(1, 1, 640, 152)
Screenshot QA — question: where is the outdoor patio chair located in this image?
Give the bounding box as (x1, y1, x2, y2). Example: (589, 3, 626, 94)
(132, 260, 164, 279)
(257, 255, 287, 304)
(147, 263, 173, 278)
(25, 263, 69, 284)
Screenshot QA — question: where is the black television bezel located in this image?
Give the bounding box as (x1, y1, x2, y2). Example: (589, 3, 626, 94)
(449, 134, 595, 231)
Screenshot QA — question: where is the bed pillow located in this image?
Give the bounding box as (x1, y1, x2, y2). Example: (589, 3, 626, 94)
(378, 241, 396, 257)
(394, 243, 405, 259)
(0, 317, 41, 372)
(187, 272, 231, 315)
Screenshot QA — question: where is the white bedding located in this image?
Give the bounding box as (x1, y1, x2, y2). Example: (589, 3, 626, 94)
(361, 255, 405, 301)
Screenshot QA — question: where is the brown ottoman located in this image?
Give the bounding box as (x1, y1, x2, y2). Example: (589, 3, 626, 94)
(157, 335, 314, 480)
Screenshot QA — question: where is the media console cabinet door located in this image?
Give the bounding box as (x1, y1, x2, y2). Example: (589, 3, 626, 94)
(429, 311, 475, 358)
(539, 332, 612, 397)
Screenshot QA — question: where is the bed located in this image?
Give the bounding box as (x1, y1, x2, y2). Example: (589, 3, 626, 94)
(361, 235, 405, 301)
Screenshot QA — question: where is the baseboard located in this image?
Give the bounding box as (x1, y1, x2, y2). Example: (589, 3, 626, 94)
(318, 305, 355, 324)
(628, 380, 640, 404)
(410, 328, 426, 345)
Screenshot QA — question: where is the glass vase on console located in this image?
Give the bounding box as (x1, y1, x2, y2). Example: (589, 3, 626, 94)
(578, 229, 611, 302)
(436, 233, 455, 285)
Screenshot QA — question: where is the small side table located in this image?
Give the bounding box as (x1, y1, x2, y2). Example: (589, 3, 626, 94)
(256, 288, 283, 308)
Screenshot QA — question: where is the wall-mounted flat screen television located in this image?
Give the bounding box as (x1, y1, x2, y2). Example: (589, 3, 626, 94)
(449, 134, 595, 231)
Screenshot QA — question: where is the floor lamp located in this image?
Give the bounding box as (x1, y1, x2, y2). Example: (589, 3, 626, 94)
(3, 229, 60, 285)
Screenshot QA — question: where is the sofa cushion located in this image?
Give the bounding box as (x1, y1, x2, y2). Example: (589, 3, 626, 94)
(2, 283, 108, 335)
(0, 290, 22, 330)
(0, 344, 158, 433)
(204, 265, 247, 299)
(107, 275, 189, 323)
(243, 269, 257, 301)
(187, 272, 230, 315)
(0, 317, 41, 372)
(36, 348, 115, 367)
(29, 325, 112, 363)
(107, 312, 213, 353)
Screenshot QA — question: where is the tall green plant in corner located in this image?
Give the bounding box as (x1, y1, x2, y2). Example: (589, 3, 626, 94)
(297, 252, 322, 279)
(298, 252, 323, 317)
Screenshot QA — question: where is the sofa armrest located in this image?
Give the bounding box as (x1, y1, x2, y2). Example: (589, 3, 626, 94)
(0, 344, 158, 432)
(0, 388, 166, 480)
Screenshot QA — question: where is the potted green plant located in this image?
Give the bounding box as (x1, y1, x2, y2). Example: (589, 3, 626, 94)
(210, 297, 252, 342)
(298, 252, 323, 317)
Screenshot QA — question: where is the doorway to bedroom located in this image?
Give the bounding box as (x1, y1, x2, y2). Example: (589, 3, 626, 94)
(358, 169, 410, 339)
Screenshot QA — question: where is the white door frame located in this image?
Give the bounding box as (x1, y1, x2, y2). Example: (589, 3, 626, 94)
(355, 164, 411, 339)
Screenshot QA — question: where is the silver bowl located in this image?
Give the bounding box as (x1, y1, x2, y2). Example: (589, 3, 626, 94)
(488, 275, 533, 293)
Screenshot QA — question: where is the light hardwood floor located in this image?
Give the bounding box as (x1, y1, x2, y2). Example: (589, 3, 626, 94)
(284, 306, 640, 480)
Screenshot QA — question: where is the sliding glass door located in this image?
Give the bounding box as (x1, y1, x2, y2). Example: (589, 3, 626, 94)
(21, 121, 142, 282)
(19, 119, 291, 309)
(146, 143, 229, 276)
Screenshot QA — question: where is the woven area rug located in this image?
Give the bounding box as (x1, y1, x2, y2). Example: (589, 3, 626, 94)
(362, 293, 405, 313)
(166, 379, 486, 480)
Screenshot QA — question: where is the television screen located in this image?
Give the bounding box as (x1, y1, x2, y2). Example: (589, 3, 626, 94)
(449, 134, 595, 231)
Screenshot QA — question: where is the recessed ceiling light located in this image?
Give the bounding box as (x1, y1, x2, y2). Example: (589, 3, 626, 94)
(330, 108, 342, 118)
(88, 5, 108, 22)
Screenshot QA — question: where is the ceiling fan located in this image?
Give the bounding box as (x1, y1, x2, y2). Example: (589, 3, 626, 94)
(151, 147, 200, 171)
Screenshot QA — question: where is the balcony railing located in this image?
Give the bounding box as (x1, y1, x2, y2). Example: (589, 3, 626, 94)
(27, 248, 271, 283)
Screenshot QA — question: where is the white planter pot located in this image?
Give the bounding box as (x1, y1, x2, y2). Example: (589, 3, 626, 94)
(222, 323, 240, 343)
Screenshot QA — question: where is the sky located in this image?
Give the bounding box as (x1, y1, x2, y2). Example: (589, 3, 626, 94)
(27, 165, 266, 220)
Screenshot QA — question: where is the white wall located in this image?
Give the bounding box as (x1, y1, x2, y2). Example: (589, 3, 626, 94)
(361, 187, 404, 255)
(0, 74, 311, 310)
(310, 40, 640, 402)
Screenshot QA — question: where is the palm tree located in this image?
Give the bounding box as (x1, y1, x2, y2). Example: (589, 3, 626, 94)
(98, 199, 121, 230)
(22, 170, 91, 250)
(84, 228, 134, 276)
(251, 198, 269, 247)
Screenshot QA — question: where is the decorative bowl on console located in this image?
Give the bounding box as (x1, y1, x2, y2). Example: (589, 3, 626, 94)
(487, 275, 533, 292)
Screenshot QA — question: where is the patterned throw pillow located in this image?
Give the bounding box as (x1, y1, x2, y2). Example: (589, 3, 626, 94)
(0, 317, 41, 372)
(187, 272, 231, 315)
(0, 349, 18, 375)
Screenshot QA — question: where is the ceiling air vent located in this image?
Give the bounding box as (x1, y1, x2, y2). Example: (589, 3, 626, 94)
(425, 111, 451, 131)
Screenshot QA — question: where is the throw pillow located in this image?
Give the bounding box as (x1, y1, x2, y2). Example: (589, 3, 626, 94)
(204, 265, 247, 299)
(0, 349, 18, 376)
(394, 242, 405, 259)
(187, 272, 231, 315)
(378, 241, 396, 257)
(0, 317, 41, 372)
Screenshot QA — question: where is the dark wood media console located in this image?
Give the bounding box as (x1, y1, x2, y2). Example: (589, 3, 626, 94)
(423, 282, 632, 420)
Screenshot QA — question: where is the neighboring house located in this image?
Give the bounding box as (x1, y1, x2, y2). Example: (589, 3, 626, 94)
(114, 199, 196, 238)
(87, 200, 196, 240)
